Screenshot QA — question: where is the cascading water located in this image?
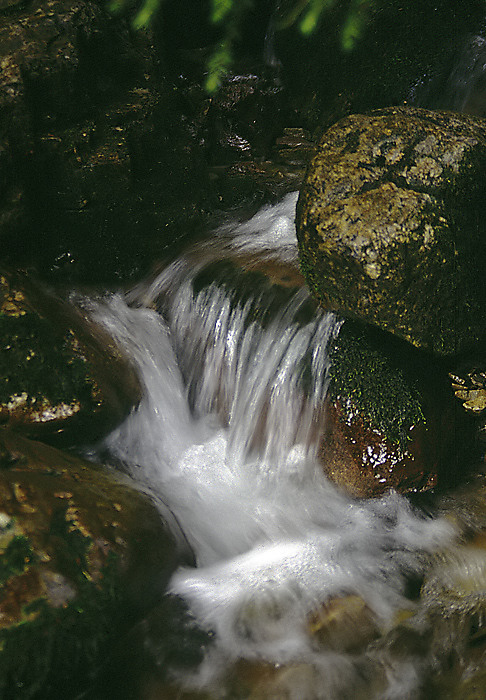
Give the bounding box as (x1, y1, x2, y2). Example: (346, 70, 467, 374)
(85, 192, 461, 698)
(412, 19, 486, 115)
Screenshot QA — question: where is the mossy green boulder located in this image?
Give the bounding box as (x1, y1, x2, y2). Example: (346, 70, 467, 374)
(0, 427, 184, 699)
(320, 319, 465, 498)
(296, 106, 486, 356)
(0, 270, 141, 444)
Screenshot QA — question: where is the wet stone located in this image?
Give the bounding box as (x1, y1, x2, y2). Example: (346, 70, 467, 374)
(307, 594, 380, 652)
(319, 319, 466, 498)
(0, 270, 141, 444)
(296, 106, 486, 356)
(0, 428, 183, 700)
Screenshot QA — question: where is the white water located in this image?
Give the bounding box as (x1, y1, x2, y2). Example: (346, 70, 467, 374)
(89, 194, 456, 698)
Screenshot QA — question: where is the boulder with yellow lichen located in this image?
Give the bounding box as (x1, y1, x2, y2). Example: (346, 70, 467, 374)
(296, 106, 486, 356)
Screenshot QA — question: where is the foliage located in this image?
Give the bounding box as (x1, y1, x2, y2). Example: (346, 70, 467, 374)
(107, 0, 378, 92)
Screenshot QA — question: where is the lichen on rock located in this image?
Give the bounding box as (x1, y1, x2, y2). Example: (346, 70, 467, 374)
(296, 106, 486, 355)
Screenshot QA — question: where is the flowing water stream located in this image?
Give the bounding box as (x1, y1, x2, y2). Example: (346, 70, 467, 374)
(80, 192, 480, 699)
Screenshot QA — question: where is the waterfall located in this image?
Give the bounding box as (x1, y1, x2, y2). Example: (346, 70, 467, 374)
(412, 20, 486, 115)
(88, 193, 455, 697)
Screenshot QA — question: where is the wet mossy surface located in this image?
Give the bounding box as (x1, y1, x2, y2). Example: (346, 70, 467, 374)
(86, 594, 214, 700)
(327, 320, 426, 450)
(0, 271, 141, 443)
(321, 318, 469, 497)
(0, 311, 98, 410)
(0, 544, 127, 700)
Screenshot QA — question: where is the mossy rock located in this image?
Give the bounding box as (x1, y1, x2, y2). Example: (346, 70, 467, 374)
(0, 428, 184, 699)
(320, 320, 467, 498)
(0, 270, 141, 444)
(296, 106, 486, 356)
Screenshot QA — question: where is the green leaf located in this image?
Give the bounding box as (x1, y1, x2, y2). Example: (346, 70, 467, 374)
(341, 0, 374, 51)
(106, 0, 127, 17)
(299, 0, 336, 36)
(275, 0, 311, 31)
(211, 0, 233, 24)
(205, 40, 232, 93)
(132, 0, 162, 30)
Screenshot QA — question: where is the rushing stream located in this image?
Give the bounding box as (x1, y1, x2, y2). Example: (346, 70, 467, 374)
(81, 192, 472, 699)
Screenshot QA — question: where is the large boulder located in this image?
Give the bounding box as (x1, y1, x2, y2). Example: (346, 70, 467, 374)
(296, 106, 486, 355)
(0, 428, 185, 700)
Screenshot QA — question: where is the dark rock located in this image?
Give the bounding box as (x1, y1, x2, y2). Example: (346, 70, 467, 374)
(274, 127, 316, 166)
(0, 428, 184, 700)
(0, 0, 217, 283)
(320, 320, 465, 498)
(0, 269, 141, 444)
(85, 595, 213, 700)
(202, 73, 284, 165)
(208, 159, 306, 211)
(275, 0, 485, 132)
(297, 106, 486, 356)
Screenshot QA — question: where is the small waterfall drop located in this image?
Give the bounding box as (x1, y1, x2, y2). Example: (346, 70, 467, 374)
(413, 19, 486, 115)
(89, 193, 456, 697)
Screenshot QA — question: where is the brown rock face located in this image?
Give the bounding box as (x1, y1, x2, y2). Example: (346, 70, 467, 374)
(0, 428, 184, 699)
(319, 320, 468, 499)
(321, 399, 438, 499)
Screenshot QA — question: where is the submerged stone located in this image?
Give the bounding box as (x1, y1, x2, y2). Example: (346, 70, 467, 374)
(85, 595, 213, 700)
(296, 106, 486, 355)
(417, 542, 486, 698)
(0, 270, 141, 444)
(307, 594, 380, 652)
(0, 428, 183, 700)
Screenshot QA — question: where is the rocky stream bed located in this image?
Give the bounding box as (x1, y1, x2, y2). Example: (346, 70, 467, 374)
(2, 1, 486, 698)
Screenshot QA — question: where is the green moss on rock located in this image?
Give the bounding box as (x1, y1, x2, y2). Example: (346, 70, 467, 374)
(0, 533, 36, 586)
(328, 320, 425, 450)
(320, 319, 467, 497)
